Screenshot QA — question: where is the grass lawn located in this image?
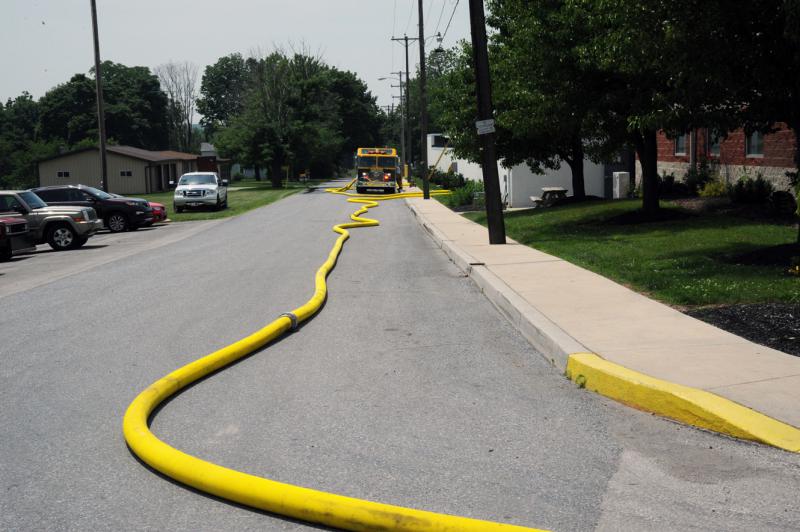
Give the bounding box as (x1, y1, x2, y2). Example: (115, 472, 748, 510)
(138, 180, 309, 222)
(464, 199, 799, 307)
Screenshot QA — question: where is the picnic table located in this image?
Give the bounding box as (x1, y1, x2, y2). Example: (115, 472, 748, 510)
(530, 186, 568, 208)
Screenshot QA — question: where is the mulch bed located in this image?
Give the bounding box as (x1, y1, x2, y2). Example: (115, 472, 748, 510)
(685, 303, 800, 357)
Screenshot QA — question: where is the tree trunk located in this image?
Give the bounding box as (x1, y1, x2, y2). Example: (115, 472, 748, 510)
(254, 165, 261, 181)
(270, 160, 283, 188)
(568, 141, 586, 200)
(793, 121, 800, 244)
(634, 130, 660, 216)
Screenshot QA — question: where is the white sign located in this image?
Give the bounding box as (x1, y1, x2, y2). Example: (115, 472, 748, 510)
(475, 119, 496, 135)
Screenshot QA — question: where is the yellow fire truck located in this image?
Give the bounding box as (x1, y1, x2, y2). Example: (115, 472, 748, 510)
(355, 147, 400, 194)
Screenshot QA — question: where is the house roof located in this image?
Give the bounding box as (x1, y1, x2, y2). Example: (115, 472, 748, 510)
(38, 145, 199, 163)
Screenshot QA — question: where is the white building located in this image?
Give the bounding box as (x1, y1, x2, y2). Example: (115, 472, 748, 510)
(426, 134, 618, 208)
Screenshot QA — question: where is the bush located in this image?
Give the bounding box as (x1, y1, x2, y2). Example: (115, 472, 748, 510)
(699, 179, 728, 197)
(729, 174, 774, 204)
(428, 168, 466, 190)
(769, 190, 798, 216)
(684, 158, 714, 195)
(443, 180, 484, 208)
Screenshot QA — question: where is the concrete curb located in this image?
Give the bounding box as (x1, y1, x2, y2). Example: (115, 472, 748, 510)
(406, 199, 800, 453)
(407, 201, 587, 370)
(567, 353, 800, 452)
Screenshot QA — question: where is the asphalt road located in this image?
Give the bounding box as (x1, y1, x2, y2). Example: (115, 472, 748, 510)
(2, 182, 799, 531)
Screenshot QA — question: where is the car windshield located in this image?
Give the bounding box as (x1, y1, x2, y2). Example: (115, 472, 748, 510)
(19, 191, 47, 210)
(82, 186, 113, 200)
(179, 174, 216, 185)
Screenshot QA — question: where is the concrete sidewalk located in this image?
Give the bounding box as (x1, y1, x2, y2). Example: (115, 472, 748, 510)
(405, 195, 800, 434)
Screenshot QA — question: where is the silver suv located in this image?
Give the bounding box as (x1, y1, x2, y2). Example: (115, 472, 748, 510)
(172, 172, 229, 212)
(0, 190, 103, 250)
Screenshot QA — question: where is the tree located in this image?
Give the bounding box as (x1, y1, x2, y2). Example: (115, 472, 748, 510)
(38, 61, 168, 150)
(155, 61, 199, 152)
(197, 53, 250, 138)
(0, 93, 60, 189)
(212, 48, 384, 185)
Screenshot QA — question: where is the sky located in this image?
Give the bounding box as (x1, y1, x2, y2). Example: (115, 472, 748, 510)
(1, 0, 472, 112)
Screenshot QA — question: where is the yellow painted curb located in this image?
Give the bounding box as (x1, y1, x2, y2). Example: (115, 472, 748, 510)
(124, 182, 547, 532)
(566, 353, 800, 453)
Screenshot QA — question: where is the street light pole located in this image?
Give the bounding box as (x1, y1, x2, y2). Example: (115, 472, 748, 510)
(417, 0, 430, 199)
(468, 0, 505, 244)
(89, 0, 109, 193)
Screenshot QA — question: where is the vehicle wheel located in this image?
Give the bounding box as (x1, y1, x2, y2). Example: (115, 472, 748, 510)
(215, 197, 222, 211)
(106, 212, 128, 233)
(222, 197, 228, 208)
(356, 186, 365, 194)
(47, 223, 77, 251)
(174, 204, 184, 213)
(0, 245, 12, 261)
(73, 235, 89, 248)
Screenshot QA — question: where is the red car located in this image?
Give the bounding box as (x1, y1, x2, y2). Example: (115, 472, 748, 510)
(0, 216, 35, 261)
(148, 202, 167, 224)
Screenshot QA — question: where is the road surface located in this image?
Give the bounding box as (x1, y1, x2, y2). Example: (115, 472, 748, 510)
(2, 182, 799, 531)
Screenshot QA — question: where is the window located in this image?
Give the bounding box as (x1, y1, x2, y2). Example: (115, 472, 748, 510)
(674, 134, 688, 156)
(35, 188, 69, 202)
(432, 135, 450, 148)
(120, 170, 133, 177)
(746, 131, 764, 157)
(57, 170, 70, 178)
(707, 130, 722, 157)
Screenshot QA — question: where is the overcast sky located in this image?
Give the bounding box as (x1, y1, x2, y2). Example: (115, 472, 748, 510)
(2, 0, 471, 112)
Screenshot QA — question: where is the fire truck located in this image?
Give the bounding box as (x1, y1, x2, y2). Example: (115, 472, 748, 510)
(354, 147, 400, 194)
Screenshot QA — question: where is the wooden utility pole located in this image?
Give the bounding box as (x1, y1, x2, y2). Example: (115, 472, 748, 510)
(417, 0, 430, 199)
(89, 0, 109, 192)
(468, 0, 505, 244)
(391, 35, 418, 181)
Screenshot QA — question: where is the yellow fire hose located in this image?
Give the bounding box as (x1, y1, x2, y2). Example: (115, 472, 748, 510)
(122, 180, 547, 532)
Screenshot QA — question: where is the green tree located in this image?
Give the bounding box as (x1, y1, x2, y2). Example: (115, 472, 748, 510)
(0, 93, 59, 189)
(213, 49, 384, 185)
(197, 53, 250, 138)
(38, 61, 168, 150)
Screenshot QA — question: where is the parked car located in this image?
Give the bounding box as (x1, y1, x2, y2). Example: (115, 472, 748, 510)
(0, 216, 35, 261)
(148, 202, 167, 224)
(31, 184, 153, 232)
(0, 190, 102, 250)
(109, 193, 166, 226)
(172, 172, 228, 212)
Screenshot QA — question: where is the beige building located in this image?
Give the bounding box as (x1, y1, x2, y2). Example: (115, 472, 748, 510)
(38, 146, 199, 195)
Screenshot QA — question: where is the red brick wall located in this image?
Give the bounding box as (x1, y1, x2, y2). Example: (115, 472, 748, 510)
(655, 124, 796, 168)
(656, 131, 690, 164)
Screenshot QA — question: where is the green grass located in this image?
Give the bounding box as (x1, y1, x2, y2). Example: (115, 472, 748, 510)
(464, 199, 799, 306)
(139, 180, 304, 222)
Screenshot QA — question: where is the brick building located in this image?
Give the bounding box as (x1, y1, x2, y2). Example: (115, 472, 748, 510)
(639, 124, 797, 191)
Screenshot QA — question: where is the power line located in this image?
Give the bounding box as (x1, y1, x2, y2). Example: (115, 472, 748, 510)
(433, 0, 448, 36)
(441, 0, 460, 43)
(425, 0, 435, 28)
(404, 0, 415, 33)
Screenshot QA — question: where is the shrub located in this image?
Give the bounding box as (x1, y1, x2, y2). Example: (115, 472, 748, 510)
(699, 179, 728, 197)
(428, 168, 466, 190)
(769, 190, 798, 216)
(730, 174, 774, 204)
(443, 179, 484, 208)
(684, 158, 714, 195)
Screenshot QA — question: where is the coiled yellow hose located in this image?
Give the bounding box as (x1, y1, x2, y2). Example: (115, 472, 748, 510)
(122, 181, 546, 532)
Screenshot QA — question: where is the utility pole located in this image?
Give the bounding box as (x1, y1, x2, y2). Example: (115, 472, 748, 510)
(390, 71, 406, 172)
(468, 0, 505, 244)
(89, 0, 109, 193)
(391, 34, 418, 182)
(417, 0, 430, 199)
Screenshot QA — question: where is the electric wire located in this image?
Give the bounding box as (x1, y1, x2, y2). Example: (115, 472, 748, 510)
(440, 0, 460, 43)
